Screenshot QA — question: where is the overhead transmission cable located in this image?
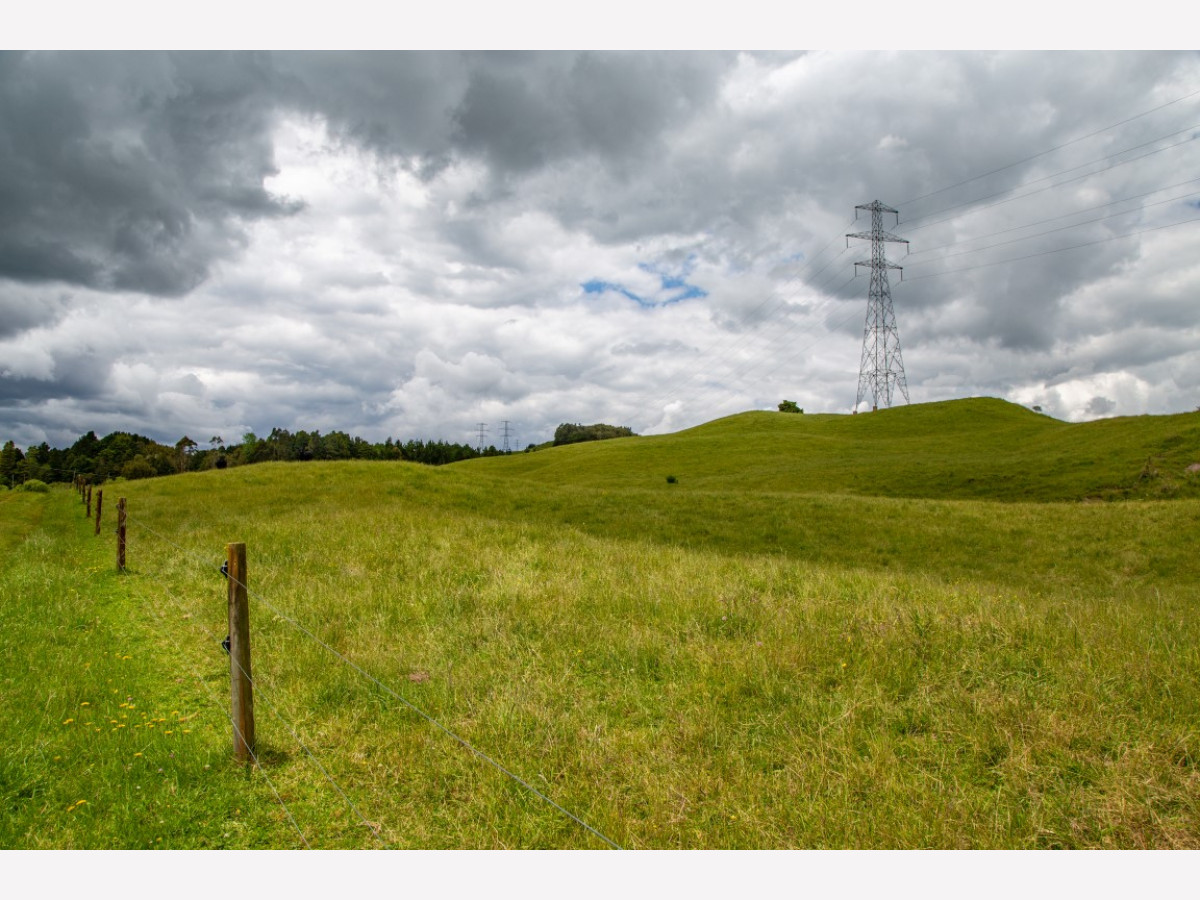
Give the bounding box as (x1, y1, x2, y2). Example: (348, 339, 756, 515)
(904, 215, 1200, 281)
(907, 177, 1200, 256)
(897, 124, 1199, 234)
(897, 86, 1200, 209)
(908, 189, 1200, 265)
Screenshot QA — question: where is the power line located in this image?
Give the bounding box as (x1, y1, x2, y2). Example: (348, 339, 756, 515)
(904, 215, 1200, 281)
(897, 86, 1200, 209)
(907, 178, 1200, 256)
(909, 189, 1200, 265)
(897, 125, 1199, 235)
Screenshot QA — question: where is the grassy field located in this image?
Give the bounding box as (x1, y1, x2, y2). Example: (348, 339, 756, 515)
(3, 398, 1199, 849)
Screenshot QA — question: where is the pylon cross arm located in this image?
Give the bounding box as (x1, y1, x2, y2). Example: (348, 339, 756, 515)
(846, 230, 909, 244)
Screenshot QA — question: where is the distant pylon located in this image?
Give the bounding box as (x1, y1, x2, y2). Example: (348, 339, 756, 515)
(500, 420, 513, 453)
(847, 200, 910, 411)
(475, 422, 488, 452)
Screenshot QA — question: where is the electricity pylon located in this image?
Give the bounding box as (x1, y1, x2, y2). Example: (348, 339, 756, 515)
(846, 200, 910, 411)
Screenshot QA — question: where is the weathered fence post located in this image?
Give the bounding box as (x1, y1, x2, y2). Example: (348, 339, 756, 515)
(94, 490, 103, 537)
(116, 498, 126, 572)
(226, 542, 255, 763)
(86, 485, 92, 519)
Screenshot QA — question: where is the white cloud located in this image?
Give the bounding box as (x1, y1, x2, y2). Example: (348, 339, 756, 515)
(2, 50, 1199, 451)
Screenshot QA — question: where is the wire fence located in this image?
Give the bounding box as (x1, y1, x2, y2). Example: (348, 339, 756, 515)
(63, 481, 622, 850)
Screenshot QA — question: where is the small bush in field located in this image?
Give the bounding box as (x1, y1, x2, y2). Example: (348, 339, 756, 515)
(20, 479, 49, 493)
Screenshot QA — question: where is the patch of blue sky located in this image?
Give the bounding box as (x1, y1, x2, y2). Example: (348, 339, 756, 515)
(582, 255, 709, 308)
(582, 279, 650, 306)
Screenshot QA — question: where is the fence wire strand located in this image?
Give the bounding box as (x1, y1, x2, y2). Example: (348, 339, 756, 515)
(142, 564, 391, 848)
(141, 578, 313, 849)
(124, 512, 623, 850)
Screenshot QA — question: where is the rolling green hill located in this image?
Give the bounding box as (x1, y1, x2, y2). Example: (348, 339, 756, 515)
(477, 397, 1200, 501)
(4, 396, 1200, 850)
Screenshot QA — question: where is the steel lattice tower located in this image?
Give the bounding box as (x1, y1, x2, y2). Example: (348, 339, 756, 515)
(847, 200, 910, 411)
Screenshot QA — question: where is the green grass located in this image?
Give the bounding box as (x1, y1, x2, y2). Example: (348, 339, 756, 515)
(0, 489, 297, 848)
(3, 398, 1200, 848)
(485, 397, 1200, 501)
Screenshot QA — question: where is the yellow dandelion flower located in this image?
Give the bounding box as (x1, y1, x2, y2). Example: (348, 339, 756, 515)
(62, 718, 74, 725)
(134, 752, 143, 757)
(80, 702, 90, 707)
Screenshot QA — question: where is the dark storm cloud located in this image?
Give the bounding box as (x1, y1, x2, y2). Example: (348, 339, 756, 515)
(0, 345, 109, 403)
(450, 52, 730, 175)
(0, 288, 70, 338)
(270, 51, 732, 188)
(2, 50, 1198, 450)
(0, 51, 301, 298)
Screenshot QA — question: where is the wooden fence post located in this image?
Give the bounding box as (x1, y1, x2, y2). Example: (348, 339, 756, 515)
(116, 498, 126, 572)
(86, 485, 92, 519)
(226, 542, 255, 763)
(94, 490, 103, 536)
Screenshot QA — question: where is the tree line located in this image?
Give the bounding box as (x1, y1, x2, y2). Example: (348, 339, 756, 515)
(1, 428, 506, 486)
(3, 420, 639, 487)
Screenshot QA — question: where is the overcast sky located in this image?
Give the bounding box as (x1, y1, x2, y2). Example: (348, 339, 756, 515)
(2, 43, 1198, 450)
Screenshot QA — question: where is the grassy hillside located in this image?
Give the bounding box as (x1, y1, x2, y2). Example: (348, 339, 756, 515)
(3, 398, 1199, 850)
(483, 398, 1200, 501)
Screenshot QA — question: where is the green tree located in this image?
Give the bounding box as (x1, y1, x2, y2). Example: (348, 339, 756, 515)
(121, 456, 156, 480)
(1, 440, 23, 486)
(778, 400, 802, 413)
(174, 436, 198, 472)
(553, 423, 636, 446)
